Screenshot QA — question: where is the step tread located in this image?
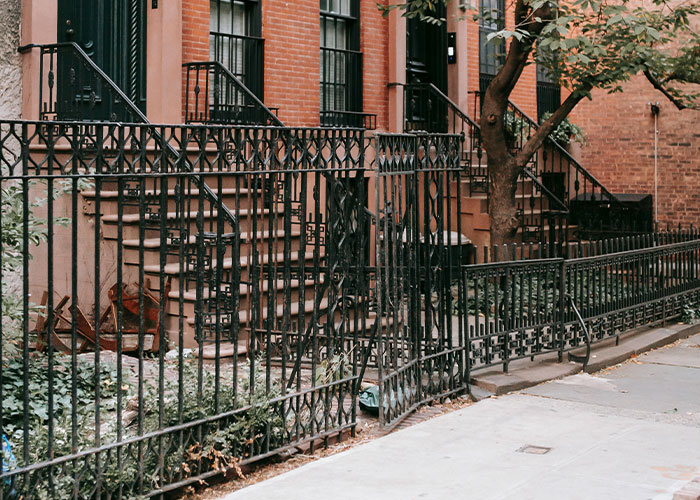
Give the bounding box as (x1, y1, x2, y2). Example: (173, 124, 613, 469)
(145, 248, 318, 275)
(168, 277, 326, 301)
(82, 187, 253, 199)
(103, 206, 283, 224)
(186, 297, 331, 325)
(122, 228, 303, 249)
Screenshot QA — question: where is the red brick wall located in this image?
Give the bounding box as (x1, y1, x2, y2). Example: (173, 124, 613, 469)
(182, 0, 210, 63)
(180, 0, 391, 127)
(262, 0, 320, 126)
(572, 75, 700, 226)
(182, 0, 210, 121)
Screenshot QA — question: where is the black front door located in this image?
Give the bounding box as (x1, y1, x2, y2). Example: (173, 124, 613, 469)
(57, 0, 147, 120)
(406, 15, 447, 90)
(406, 13, 447, 132)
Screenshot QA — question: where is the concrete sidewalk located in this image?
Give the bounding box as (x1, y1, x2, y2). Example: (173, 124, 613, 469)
(220, 333, 700, 500)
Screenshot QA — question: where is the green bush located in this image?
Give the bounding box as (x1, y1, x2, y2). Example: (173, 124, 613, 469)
(540, 111, 586, 147)
(2, 355, 286, 499)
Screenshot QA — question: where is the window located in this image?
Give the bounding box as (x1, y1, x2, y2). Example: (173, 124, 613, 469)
(536, 52, 561, 122)
(210, 0, 263, 98)
(478, 0, 506, 95)
(320, 0, 362, 125)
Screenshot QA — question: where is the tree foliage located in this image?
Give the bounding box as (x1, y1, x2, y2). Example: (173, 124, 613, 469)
(382, 0, 699, 243)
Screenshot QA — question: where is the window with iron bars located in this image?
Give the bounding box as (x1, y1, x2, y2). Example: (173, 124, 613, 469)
(210, 0, 263, 98)
(479, 0, 506, 96)
(536, 52, 562, 122)
(320, 0, 363, 126)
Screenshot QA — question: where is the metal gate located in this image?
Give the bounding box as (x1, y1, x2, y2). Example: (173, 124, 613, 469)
(374, 133, 468, 427)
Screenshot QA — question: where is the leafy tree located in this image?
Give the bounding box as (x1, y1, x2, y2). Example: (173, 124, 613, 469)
(382, 0, 700, 243)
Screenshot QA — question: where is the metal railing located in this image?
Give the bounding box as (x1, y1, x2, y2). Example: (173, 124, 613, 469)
(462, 226, 700, 263)
(19, 43, 240, 241)
(0, 119, 472, 495)
(2, 112, 700, 497)
(184, 61, 283, 126)
(399, 82, 486, 194)
(470, 91, 645, 244)
(209, 32, 265, 100)
(463, 237, 700, 373)
(18, 42, 148, 122)
(320, 110, 377, 130)
(320, 47, 364, 126)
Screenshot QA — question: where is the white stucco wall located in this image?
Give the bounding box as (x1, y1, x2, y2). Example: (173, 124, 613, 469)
(0, 0, 22, 119)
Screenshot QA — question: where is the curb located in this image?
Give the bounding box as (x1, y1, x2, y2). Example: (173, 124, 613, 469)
(470, 321, 700, 397)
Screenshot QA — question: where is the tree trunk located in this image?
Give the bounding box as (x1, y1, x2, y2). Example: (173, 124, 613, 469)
(488, 156, 520, 245)
(480, 82, 522, 246)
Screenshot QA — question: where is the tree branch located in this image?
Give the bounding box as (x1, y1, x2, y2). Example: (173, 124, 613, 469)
(515, 87, 591, 167)
(644, 70, 688, 111)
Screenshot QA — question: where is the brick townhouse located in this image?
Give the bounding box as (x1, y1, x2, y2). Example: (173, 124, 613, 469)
(13, 0, 699, 233)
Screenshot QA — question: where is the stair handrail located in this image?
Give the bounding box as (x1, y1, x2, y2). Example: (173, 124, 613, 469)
(521, 167, 568, 213)
(19, 42, 240, 234)
(183, 60, 284, 127)
(503, 96, 622, 207)
(404, 82, 481, 130)
(19, 42, 148, 123)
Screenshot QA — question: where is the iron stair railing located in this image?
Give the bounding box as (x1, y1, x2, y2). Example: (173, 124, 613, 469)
(398, 82, 569, 246)
(398, 82, 486, 194)
(19, 42, 148, 123)
(470, 91, 633, 245)
(183, 60, 283, 126)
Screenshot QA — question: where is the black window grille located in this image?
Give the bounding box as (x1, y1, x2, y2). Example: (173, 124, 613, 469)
(210, 0, 264, 99)
(320, 0, 362, 126)
(479, 0, 506, 95)
(536, 53, 561, 122)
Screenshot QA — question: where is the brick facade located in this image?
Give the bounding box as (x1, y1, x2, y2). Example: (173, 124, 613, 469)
(262, 0, 320, 126)
(180, 0, 391, 128)
(572, 75, 700, 226)
(176, 0, 698, 229)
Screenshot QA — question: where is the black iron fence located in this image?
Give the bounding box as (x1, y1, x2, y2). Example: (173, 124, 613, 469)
(463, 238, 700, 373)
(1, 117, 699, 498)
(0, 120, 470, 496)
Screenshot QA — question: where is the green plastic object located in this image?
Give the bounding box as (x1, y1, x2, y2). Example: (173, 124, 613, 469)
(359, 385, 380, 414)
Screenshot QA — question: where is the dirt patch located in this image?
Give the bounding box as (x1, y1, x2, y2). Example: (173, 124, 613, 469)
(180, 395, 474, 499)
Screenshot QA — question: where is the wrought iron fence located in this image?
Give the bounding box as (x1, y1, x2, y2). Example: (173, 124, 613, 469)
(373, 132, 469, 427)
(0, 119, 472, 496)
(1, 116, 699, 498)
(0, 121, 372, 498)
(463, 238, 700, 373)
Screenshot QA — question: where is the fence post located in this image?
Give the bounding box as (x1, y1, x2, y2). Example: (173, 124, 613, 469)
(558, 258, 566, 363)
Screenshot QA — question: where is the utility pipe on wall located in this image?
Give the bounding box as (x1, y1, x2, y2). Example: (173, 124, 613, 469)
(650, 102, 660, 224)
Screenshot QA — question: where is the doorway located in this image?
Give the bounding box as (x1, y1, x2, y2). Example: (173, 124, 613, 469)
(57, 0, 147, 119)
